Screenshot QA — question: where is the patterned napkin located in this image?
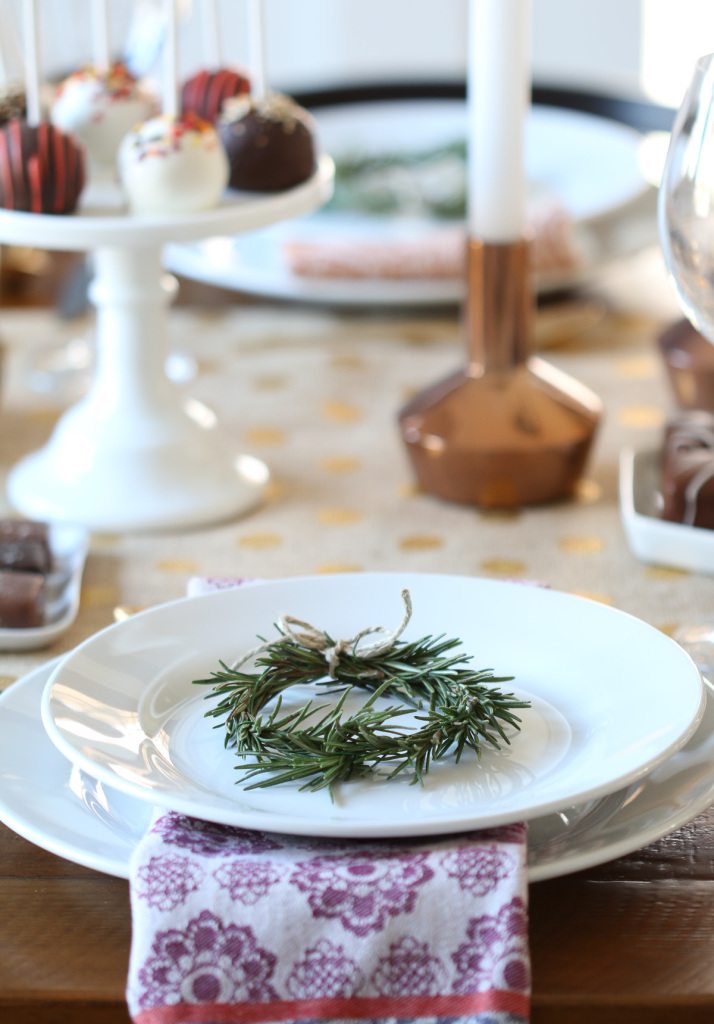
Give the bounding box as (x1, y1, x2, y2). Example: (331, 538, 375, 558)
(126, 577, 531, 1024)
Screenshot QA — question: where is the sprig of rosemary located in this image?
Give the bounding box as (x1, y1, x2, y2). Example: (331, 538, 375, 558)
(194, 593, 530, 793)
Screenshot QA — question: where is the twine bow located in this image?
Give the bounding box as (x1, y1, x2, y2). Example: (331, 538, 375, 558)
(232, 588, 413, 678)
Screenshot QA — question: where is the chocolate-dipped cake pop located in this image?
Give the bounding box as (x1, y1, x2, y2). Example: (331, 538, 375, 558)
(0, 83, 26, 127)
(218, 92, 316, 192)
(51, 62, 155, 170)
(181, 67, 250, 124)
(0, 118, 85, 213)
(117, 112, 228, 215)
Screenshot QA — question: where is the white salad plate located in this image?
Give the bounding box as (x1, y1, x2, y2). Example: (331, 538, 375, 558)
(165, 100, 654, 306)
(0, 523, 89, 651)
(42, 573, 704, 837)
(4, 659, 714, 882)
(619, 447, 714, 576)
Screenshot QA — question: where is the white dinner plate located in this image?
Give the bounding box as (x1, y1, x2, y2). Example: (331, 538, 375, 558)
(165, 100, 653, 305)
(620, 447, 714, 576)
(4, 659, 714, 881)
(42, 573, 704, 837)
(0, 523, 89, 651)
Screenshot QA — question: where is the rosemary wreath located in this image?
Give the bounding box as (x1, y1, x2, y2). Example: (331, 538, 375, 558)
(194, 589, 530, 792)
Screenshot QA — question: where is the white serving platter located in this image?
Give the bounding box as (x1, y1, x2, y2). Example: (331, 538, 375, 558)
(42, 573, 704, 838)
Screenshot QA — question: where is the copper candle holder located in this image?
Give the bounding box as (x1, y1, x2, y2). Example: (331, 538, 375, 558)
(398, 238, 603, 508)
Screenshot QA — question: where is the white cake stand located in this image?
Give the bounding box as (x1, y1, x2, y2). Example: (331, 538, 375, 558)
(0, 156, 333, 532)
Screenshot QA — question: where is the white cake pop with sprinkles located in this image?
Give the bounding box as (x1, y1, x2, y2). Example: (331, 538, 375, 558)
(117, 0, 228, 215)
(117, 112, 228, 214)
(52, 62, 155, 170)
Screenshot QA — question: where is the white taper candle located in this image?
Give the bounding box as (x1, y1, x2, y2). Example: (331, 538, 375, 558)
(91, 0, 111, 74)
(203, 0, 221, 69)
(247, 0, 266, 101)
(163, 0, 179, 118)
(22, 0, 41, 125)
(468, 0, 530, 242)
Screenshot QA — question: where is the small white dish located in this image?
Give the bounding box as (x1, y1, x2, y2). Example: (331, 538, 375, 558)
(620, 447, 714, 574)
(4, 659, 714, 881)
(0, 523, 90, 651)
(42, 572, 704, 837)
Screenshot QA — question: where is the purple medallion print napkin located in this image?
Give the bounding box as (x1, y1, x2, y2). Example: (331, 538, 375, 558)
(127, 815, 529, 1024)
(125, 577, 530, 1024)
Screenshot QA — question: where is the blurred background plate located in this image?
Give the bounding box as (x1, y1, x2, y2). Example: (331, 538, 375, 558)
(165, 96, 656, 307)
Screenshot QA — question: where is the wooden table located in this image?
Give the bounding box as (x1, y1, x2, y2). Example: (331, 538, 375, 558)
(3, 242, 714, 1022)
(4, 806, 714, 1024)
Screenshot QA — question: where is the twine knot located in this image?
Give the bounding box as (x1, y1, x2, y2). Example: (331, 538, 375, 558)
(232, 589, 413, 678)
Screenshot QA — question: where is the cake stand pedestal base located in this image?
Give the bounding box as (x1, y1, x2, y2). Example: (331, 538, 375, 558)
(7, 244, 268, 532)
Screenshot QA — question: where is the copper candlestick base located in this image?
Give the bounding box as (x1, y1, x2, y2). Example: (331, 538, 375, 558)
(398, 239, 603, 508)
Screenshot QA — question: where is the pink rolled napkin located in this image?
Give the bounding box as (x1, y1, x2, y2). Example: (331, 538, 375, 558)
(283, 202, 582, 283)
(126, 577, 531, 1024)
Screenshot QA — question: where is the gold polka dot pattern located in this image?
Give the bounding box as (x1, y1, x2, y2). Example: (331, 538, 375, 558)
(615, 356, 659, 379)
(238, 532, 283, 549)
(480, 558, 528, 576)
(156, 560, 200, 574)
(559, 535, 604, 554)
(618, 405, 665, 429)
(318, 507, 363, 526)
(315, 562, 364, 574)
(399, 535, 444, 551)
(244, 427, 288, 446)
(570, 590, 614, 605)
(82, 584, 120, 608)
(573, 479, 602, 504)
(321, 400, 362, 423)
(319, 456, 362, 474)
(645, 565, 690, 579)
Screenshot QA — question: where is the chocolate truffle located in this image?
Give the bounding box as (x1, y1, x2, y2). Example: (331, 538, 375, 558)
(118, 113, 228, 215)
(0, 119, 85, 214)
(0, 83, 25, 127)
(661, 410, 714, 527)
(218, 93, 316, 192)
(51, 62, 155, 170)
(0, 570, 45, 628)
(181, 68, 250, 124)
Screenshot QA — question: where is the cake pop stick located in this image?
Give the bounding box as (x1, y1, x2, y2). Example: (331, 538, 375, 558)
(91, 0, 111, 74)
(163, 0, 179, 118)
(203, 0, 221, 70)
(0, 19, 7, 86)
(22, 0, 41, 125)
(247, 0, 266, 101)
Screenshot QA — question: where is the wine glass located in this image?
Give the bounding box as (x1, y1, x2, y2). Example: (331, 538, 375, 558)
(658, 52, 714, 674)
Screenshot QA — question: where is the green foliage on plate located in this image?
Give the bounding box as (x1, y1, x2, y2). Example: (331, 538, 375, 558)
(194, 590, 529, 794)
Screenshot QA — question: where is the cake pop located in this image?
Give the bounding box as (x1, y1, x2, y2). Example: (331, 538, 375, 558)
(0, 117, 85, 213)
(51, 62, 155, 170)
(181, 67, 250, 124)
(117, 113, 228, 215)
(218, 92, 316, 192)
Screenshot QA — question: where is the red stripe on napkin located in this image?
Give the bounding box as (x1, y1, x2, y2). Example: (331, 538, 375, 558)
(135, 988, 530, 1024)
